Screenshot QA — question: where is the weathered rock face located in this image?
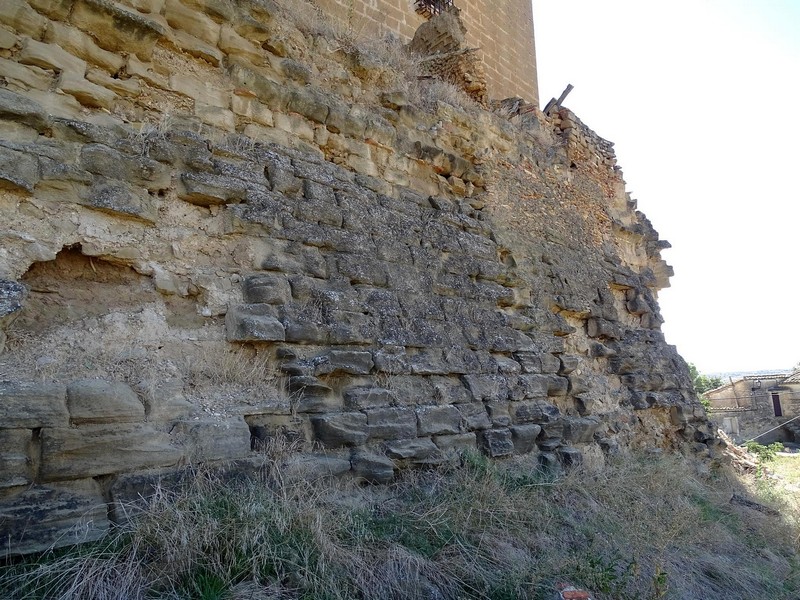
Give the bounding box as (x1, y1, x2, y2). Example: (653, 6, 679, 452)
(0, 0, 715, 555)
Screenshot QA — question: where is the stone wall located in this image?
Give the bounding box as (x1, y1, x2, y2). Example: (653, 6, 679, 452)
(0, 0, 711, 555)
(707, 376, 800, 443)
(314, 0, 538, 103)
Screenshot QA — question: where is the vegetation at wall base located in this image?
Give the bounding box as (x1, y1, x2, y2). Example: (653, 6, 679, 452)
(2, 450, 798, 600)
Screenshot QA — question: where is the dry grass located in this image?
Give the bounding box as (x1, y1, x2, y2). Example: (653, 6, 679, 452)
(2, 451, 798, 600)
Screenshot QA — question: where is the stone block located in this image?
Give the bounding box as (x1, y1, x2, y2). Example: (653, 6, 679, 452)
(171, 417, 251, 461)
(287, 375, 333, 397)
(170, 30, 223, 66)
(540, 354, 561, 374)
(510, 424, 541, 454)
(242, 273, 291, 305)
(462, 374, 509, 402)
(587, 318, 620, 340)
(0, 26, 15, 49)
(0, 88, 51, 132)
(126, 54, 168, 88)
(287, 87, 330, 125)
(0, 381, 69, 429)
(558, 446, 583, 468)
(551, 412, 596, 444)
(311, 413, 368, 448)
(0, 429, 32, 488)
(478, 429, 514, 457)
(589, 342, 616, 358)
(538, 437, 562, 452)
(486, 401, 512, 427)
(219, 24, 262, 63)
(0, 145, 39, 192)
(416, 405, 461, 436)
(298, 195, 343, 227)
(343, 386, 395, 410)
(429, 376, 472, 404)
(85, 67, 141, 96)
(279, 58, 311, 84)
(568, 375, 590, 396)
(546, 375, 569, 396)
(433, 432, 476, 453)
(351, 450, 395, 483)
(510, 400, 560, 424)
(0, 479, 109, 556)
(383, 375, 435, 406)
(313, 350, 374, 376)
(66, 379, 145, 425)
(517, 373, 550, 398)
(292, 379, 340, 413)
(514, 352, 561, 374)
(408, 348, 448, 375)
(79, 179, 158, 223)
(170, 73, 229, 108)
(558, 355, 580, 375)
(164, 0, 221, 45)
(0, 58, 53, 91)
(494, 355, 522, 374)
(231, 94, 274, 126)
(366, 407, 416, 440)
(456, 402, 491, 431)
(80, 143, 170, 191)
(44, 21, 126, 74)
(383, 438, 442, 463)
(258, 240, 326, 277)
(18, 37, 87, 76)
(282, 453, 351, 482)
(372, 345, 410, 374)
(538, 452, 560, 474)
(0, 0, 49, 38)
(326, 101, 366, 137)
(39, 424, 183, 481)
(179, 171, 249, 206)
(283, 321, 330, 345)
(133, 378, 195, 422)
(70, 0, 167, 60)
(225, 304, 285, 342)
(228, 62, 289, 111)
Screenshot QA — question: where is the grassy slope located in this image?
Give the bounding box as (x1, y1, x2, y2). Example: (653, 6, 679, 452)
(2, 450, 798, 600)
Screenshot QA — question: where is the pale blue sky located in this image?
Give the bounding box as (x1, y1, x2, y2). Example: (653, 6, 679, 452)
(532, 0, 800, 374)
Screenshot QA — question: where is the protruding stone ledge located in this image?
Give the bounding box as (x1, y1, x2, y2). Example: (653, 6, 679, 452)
(66, 379, 145, 425)
(0, 381, 69, 429)
(225, 304, 286, 342)
(0, 479, 110, 557)
(39, 424, 183, 482)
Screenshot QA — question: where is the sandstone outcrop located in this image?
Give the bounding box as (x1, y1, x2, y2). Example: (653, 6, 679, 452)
(0, 0, 715, 555)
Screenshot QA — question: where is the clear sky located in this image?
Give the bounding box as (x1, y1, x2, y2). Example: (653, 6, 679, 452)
(532, 0, 800, 374)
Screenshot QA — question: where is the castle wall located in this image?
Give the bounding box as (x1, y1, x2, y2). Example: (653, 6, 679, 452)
(314, 0, 538, 103)
(0, 0, 709, 556)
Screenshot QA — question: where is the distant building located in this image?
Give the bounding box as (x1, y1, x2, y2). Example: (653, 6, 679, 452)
(312, 0, 538, 104)
(706, 371, 800, 443)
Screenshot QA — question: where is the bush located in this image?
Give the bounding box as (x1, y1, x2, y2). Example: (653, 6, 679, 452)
(744, 441, 784, 462)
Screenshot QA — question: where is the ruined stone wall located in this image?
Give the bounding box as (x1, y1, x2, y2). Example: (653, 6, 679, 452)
(707, 378, 800, 443)
(314, 0, 538, 104)
(0, 0, 710, 555)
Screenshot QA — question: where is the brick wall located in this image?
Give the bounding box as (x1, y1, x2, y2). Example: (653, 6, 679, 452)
(314, 0, 538, 104)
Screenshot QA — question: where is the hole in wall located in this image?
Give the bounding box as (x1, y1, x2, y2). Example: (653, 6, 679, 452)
(17, 245, 156, 333)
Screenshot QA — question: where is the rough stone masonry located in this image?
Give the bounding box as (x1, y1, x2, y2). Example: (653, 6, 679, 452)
(0, 0, 716, 555)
